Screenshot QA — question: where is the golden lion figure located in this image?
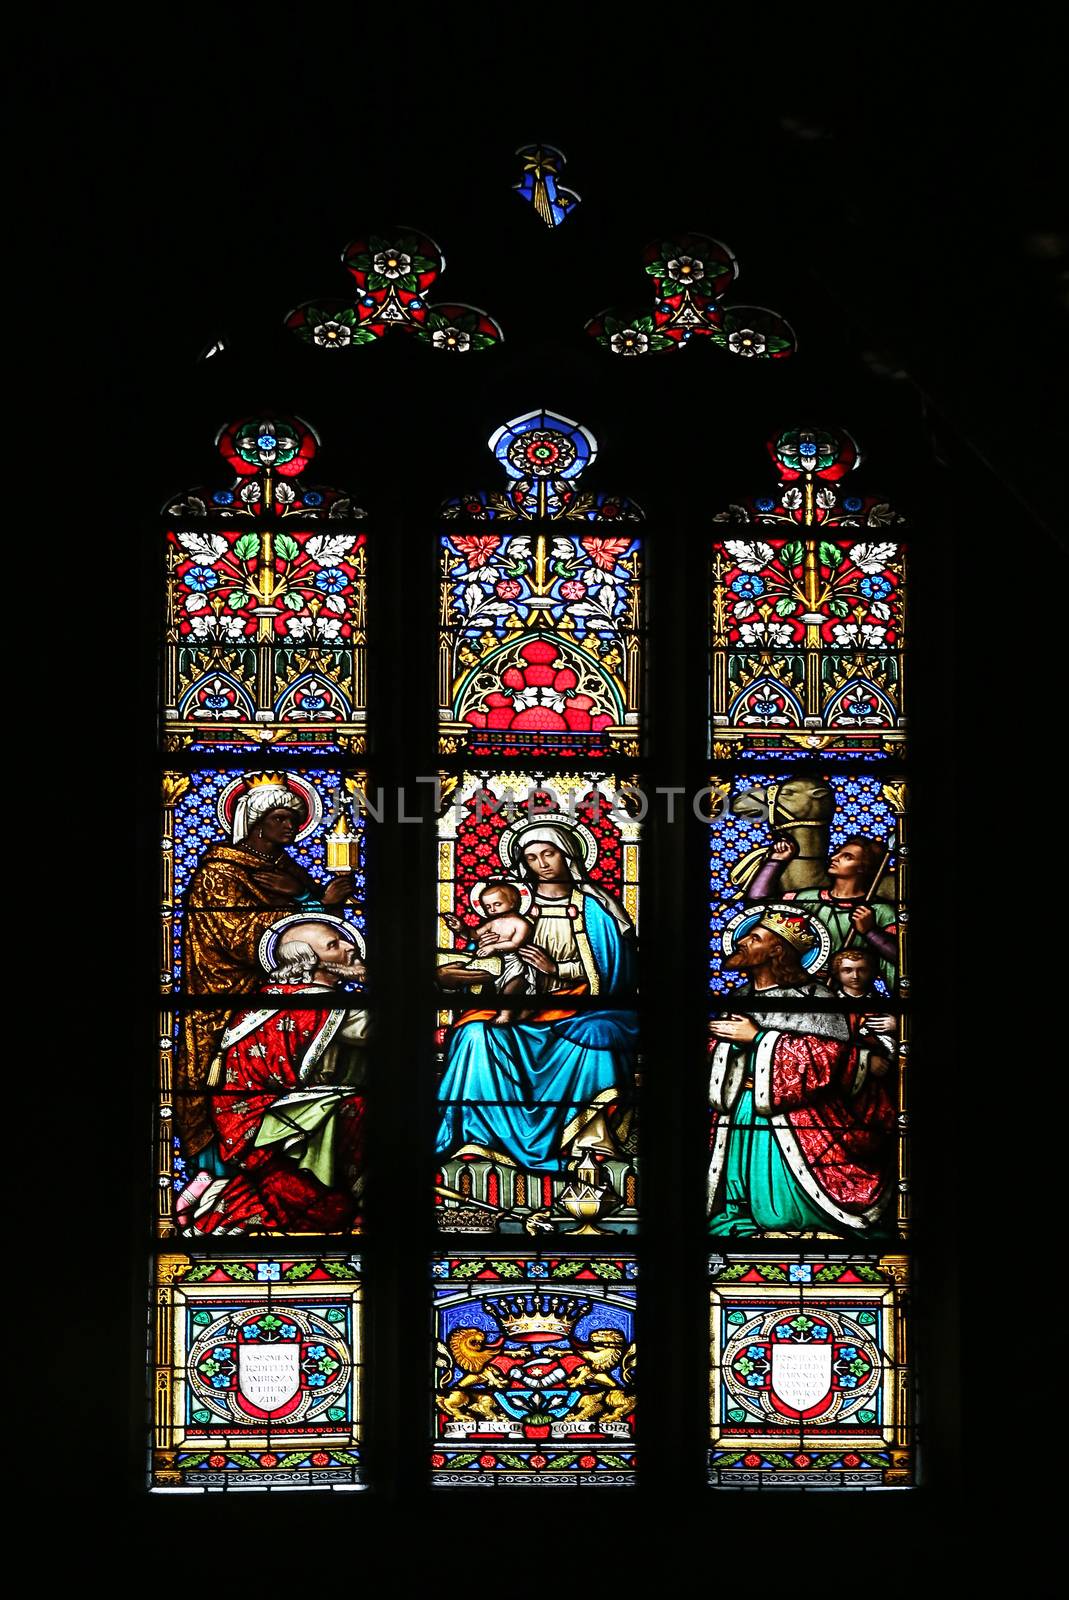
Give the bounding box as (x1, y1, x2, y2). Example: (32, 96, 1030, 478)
(435, 1327, 506, 1422)
(436, 1324, 637, 1428)
(567, 1329, 637, 1424)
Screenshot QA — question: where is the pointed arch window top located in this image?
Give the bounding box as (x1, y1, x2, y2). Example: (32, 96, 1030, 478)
(286, 227, 503, 355)
(491, 408, 596, 483)
(771, 426, 860, 483)
(586, 231, 796, 360)
(164, 415, 365, 521)
(714, 426, 908, 532)
(444, 410, 644, 522)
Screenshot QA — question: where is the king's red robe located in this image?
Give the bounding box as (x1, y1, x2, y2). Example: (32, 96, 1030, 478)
(708, 984, 893, 1230)
(193, 984, 366, 1234)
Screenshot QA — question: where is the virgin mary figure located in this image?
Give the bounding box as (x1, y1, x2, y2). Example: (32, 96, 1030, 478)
(435, 819, 638, 1173)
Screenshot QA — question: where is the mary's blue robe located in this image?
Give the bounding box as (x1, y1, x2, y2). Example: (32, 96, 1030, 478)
(435, 891, 638, 1172)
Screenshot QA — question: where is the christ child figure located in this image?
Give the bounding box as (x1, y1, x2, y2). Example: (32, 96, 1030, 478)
(441, 881, 537, 1024)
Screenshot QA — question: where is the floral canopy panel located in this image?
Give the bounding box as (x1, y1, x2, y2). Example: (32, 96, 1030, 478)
(439, 411, 645, 760)
(711, 428, 906, 762)
(163, 417, 367, 754)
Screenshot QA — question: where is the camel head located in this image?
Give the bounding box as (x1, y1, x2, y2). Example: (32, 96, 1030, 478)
(732, 777, 834, 825)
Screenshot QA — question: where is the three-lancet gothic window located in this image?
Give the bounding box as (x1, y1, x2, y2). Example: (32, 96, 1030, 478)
(149, 213, 915, 1494)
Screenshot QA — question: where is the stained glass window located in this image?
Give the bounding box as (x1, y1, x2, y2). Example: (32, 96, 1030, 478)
(152, 422, 369, 1488)
(149, 402, 928, 1497)
(706, 431, 914, 1486)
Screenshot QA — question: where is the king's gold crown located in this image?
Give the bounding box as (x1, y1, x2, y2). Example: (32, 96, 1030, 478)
(246, 770, 291, 789)
(485, 1293, 591, 1341)
(756, 908, 816, 953)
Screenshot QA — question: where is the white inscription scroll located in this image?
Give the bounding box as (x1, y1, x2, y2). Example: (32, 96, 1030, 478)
(442, 1420, 523, 1439)
(770, 1342, 832, 1413)
(238, 1343, 300, 1412)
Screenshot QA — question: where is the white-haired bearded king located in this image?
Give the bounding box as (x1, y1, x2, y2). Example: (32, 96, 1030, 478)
(177, 915, 368, 1236)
